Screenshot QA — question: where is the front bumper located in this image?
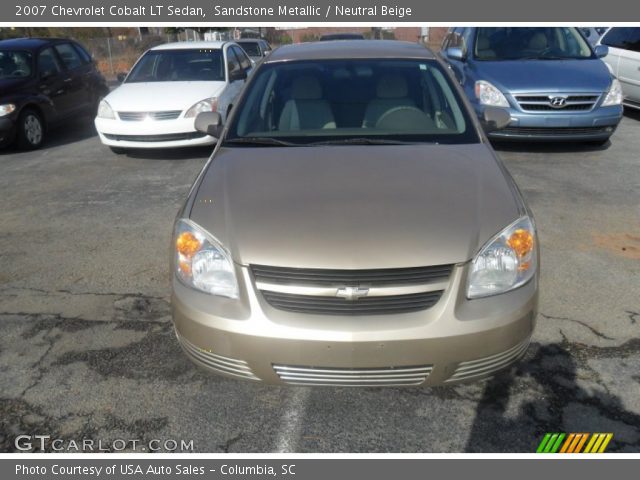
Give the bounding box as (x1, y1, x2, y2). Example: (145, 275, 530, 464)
(476, 104, 623, 142)
(0, 116, 17, 146)
(171, 264, 538, 386)
(95, 117, 216, 149)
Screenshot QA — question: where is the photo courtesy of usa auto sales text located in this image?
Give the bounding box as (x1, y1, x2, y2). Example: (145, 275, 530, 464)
(15, 464, 295, 476)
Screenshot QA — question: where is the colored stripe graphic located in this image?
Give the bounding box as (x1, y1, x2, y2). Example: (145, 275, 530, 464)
(537, 433, 613, 453)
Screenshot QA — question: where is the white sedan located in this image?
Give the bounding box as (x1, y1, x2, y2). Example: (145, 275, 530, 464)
(95, 41, 252, 152)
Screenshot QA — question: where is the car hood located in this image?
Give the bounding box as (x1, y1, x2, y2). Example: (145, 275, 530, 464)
(104, 81, 226, 111)
(189, 144, 523, 269)
(473, 59, 612, 93)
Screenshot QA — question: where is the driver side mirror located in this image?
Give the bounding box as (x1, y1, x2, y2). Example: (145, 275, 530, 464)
(445, 47, 466, 62)
(594, 45, 609, 58)
(483, 107, 511, 132)
(229, 69, 247, 82)
(194, 111, 223, 139)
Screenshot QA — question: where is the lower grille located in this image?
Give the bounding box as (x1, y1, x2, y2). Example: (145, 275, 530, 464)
(118, 110, 182, 121)
(273, 364, 433, 386)
(176, 331, 259, 380)
(262, 290, 443, 315)
(445, 338, 530, 383)
(104, 132, 207, 142)
(498, 126, 611, 137)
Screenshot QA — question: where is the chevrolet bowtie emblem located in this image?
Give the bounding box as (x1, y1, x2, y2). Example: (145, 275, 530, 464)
(336, 286, 370, 300)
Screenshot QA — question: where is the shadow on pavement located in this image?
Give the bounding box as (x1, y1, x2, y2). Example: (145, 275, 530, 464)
(119, 146, 212, 161)
(466, 340, 640, 452)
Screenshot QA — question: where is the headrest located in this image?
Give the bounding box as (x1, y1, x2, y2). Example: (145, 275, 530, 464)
(376, 74, 409, 99)
(529, 32, 548, 50)
(292, 75, 322, 100)
(477, 36, 491, 50)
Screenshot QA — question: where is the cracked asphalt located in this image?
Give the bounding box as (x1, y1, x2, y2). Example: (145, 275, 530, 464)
(1, 112, 639, 453)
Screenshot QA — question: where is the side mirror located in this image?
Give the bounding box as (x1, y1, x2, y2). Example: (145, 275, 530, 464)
(194, 111, 223, 139)
(594, 45, 609, 58)
(445, 47, 465, 62)
(263, 50, 271, 56)
(483, 106, 511, 131)
(229, 69, 247, 82)
(116, 72, 127, 83)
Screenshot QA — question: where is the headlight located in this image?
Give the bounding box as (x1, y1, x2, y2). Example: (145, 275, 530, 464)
(601, 78, 622, 106)
(467, 216, 537, 299)
(475, 80, 510, 107)
(97, 100, 115, 119)
(0, 104, 16, 117)
(174, 218, 239, 299)
(184, 97, 218, 118)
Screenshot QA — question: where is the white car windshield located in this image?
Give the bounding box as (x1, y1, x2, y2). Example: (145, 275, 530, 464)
(126, 49, 225, 82)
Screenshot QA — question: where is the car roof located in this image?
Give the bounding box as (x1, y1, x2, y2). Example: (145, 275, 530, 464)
(151, 41, 228, 51)
(0, 37, 73, 50)
(266, 40, 435, 62)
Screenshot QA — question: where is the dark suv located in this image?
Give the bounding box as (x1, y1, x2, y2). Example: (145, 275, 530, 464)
(0, 37, 109, 150)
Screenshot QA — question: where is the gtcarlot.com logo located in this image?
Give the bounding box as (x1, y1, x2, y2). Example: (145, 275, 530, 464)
(14, 435, 194, 452)
(536, 433, 613, 453)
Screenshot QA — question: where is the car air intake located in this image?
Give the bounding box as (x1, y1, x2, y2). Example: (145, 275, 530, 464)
(117, 110, 182, 121)
(273, 364, 433, 386)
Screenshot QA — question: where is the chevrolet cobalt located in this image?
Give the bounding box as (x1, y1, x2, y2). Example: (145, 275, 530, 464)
(171, 41, 538, 386)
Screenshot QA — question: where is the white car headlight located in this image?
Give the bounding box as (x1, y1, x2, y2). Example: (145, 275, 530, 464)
(185, 97, 219, 118)
(601, 78, 622, 106)
(475, 80, 510, 107)
(174, 218, 239, 299)
(97, 100, 115, 119)
(467, 216, 537, 299)
(0, 104, 16, 117)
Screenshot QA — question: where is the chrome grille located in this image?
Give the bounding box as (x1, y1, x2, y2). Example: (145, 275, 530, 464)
(262, 290, 443, 315)
(117, 110, 182, 121)
(445, 338, 530, 383)
(176, 331, 259, 380)
(273, 364, 433, 386)
(515, 94, 600, 112)
(251, 264, 453, 286)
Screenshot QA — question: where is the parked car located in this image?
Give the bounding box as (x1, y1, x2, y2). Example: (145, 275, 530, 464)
(320, 33, 365, 41)
(171, 40, 538, 386)
(236, 39, 272, 64)
(94, 41, 252, 153)
(440, 27, 624, 144)
(0, 37, 108, 150)
(598, 27, 640, 110)
(578, 27, 608, 46)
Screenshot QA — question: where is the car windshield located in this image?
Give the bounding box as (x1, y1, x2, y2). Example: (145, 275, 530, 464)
(0, 51, 32, 79)
(227, 59, 478, 145)
(126, 49, 225, 82)
(474, 27, 594, 60)
(238, 42, 261, 57)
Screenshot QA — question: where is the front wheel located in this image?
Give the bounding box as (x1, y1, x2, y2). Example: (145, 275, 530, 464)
(17, 109, 45, 150)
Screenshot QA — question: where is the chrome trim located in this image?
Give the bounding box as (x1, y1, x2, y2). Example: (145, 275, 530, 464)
(273, 364, 433, 386)
(255, 280, 449, 297)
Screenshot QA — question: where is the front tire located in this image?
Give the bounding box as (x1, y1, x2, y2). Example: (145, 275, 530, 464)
(17, 109, 44, 150)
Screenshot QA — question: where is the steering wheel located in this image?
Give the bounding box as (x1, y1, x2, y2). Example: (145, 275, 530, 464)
(12, 69, 28, 77)
(375, 106, 434, 131)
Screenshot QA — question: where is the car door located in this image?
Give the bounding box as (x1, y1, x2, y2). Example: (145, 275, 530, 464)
(36, 47, 74, 120)
(616, 28, 640, 104)
(218, 46, 246, 121)
(52, 42, 91, 116)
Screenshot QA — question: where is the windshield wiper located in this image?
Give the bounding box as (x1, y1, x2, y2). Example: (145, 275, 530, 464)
(223, 137, 300, 147)
(308, 138, 422, 146)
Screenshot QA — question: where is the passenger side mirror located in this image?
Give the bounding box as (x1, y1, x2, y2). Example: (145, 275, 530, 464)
(116, 72, 127, 83)
(594, 45, 609, 58)
(263, 50, 271, 56)
(445, 47, 466, 62)
(483, 107, 511, 131)
(229, 69, 247, 82)
(194, 111, 223, 139)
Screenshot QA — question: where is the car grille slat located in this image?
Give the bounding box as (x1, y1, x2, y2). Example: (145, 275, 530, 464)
(117, 110, 182, 121)
(251, 264, 454, 286)
(176, 331, 259, 380)
(445, 338, 530, 383)
(514, 94, 600, 112)
(262, 290, 443, 315)
(498, 126, 611, 136)
(103, 132, 207, 142)
(273, 364, 433, 386)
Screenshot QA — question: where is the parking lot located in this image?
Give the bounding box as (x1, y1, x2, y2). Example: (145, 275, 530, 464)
(0, 111, 639, 453)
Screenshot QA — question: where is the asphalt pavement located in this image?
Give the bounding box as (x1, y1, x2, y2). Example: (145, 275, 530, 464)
(0, 113, 639, 452)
